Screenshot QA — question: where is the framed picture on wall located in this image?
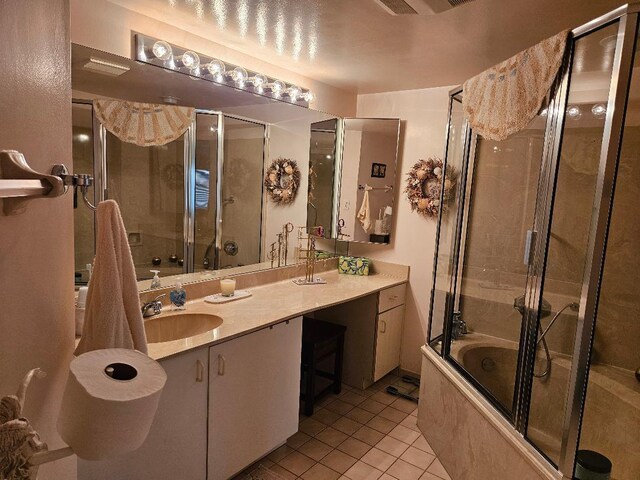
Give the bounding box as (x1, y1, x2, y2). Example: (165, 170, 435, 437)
(371, 163, 387, 178)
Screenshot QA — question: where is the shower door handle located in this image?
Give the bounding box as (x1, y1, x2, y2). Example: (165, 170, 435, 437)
(523, 230, 537, 266)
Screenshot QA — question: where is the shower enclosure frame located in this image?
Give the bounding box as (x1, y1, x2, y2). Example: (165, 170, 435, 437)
(426, 4, 640, 478)
(73, 101, 268, 276)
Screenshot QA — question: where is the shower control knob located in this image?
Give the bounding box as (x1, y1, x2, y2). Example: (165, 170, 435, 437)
(224, 241, 239, 256)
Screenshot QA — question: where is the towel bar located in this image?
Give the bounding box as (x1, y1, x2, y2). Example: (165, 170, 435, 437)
(358, 184, 393, 191)
(0, 150, 95, 215)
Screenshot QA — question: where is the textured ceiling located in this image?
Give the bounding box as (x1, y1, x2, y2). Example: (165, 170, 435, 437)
(107, 0, 628, 94)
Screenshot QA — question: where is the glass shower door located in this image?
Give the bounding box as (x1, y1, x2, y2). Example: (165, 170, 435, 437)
(218, 116, 265, 269)
(105, 130, 187, 280)
(524, 21, 619, 466)
(194, 112, 219, 271)
(428, 92, 468, 354)
(72, 102, 96, 285)
(447, 114, 547, 417)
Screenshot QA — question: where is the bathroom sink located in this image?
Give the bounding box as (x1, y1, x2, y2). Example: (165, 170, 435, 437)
(144, 313, 223, 343)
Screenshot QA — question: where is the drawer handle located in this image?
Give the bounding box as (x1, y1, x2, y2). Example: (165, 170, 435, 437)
(218, 354, 226, 376)
(196, 360, 204, 382)
(380, 320, 387, 333)
(389, 295, 399, 300)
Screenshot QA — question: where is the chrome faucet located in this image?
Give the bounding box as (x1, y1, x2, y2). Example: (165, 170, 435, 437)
(451, 311, 468, 340)
(141, 294, 166, 318)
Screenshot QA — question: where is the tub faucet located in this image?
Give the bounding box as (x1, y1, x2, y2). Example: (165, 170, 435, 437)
(141, 294, 166, 318)
(452, 311, 467, 340)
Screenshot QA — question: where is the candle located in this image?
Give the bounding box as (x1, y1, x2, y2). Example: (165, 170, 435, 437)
(220, 278, 236, 297)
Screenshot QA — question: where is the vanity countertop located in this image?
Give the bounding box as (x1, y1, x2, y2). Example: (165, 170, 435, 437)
(145, 269, 408, 361)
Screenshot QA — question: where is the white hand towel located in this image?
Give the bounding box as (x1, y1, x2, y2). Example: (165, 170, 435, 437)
(75, 200, 148, 355)
(357, 189, 372, 233)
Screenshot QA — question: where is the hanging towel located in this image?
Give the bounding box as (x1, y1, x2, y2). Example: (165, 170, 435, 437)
(76, 200, 148, 355)
(357, 189, 372, 233)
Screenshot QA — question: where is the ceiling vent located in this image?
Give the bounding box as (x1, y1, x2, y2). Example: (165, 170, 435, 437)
(374, 0, 475, 15)
(373, 0, 418, 15)
(447, 0, 475, 6)
(82, 57, 130, 77)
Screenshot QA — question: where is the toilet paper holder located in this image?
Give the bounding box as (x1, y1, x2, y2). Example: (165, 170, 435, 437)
(0, 368, 75, 479)
(0, 362, 161, 479)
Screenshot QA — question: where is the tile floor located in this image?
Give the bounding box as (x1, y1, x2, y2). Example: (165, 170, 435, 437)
(235, 374, 452, 480)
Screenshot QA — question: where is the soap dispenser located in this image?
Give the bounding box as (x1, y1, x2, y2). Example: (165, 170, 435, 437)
(170, 278, 187, 311)
(150, 270, 161, 289)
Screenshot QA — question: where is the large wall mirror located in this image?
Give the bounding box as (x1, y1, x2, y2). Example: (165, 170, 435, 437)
(337, 118, 400, 244)
(72, 43, 336, 290)
(72, 44, 400, 292)
(307, 119, 340, 238)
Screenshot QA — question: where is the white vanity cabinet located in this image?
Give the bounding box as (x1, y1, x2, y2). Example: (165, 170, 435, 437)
(312, 283, 407, 389)
(374, 284, 406, 381)
(208, 317, 303, 480)
(77, 347, 209, 480)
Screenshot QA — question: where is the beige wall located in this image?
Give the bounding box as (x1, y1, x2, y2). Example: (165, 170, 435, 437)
(0, 1, 76, 479)
(349, 87, 453, 374)
(69, 0, 357, 118)
(353, 129, 397, 242)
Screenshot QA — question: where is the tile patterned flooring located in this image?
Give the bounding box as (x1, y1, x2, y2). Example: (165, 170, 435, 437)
(236, 374, 452, 480)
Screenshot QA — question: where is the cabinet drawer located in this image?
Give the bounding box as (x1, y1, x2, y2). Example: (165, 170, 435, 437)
(378, 283, 406, 313)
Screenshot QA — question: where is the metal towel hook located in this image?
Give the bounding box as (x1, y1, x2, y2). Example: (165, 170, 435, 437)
(51, 164, 97, 210)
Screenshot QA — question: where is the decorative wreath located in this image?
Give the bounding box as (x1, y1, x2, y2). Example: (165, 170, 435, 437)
(264, 157, 301, 205)
(405, 157, 457, 218)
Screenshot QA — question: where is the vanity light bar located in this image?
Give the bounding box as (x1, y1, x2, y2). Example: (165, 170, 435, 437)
(134, 34, 315, 106)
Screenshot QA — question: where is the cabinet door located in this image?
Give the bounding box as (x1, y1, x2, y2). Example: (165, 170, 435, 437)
(208, 317, 302, 480)
(78, 348, 209, 480)
(374, 305, 404, 382)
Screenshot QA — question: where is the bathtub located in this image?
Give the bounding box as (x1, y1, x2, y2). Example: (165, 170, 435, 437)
(451, 334, 639, 479)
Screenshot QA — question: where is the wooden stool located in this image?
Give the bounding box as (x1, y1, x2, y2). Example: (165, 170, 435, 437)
(301, 317, 346, 416)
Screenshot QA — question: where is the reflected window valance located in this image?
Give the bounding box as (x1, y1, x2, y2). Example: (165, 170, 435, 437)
(93, 100, 194, 147)
(462, 30, 570, 141)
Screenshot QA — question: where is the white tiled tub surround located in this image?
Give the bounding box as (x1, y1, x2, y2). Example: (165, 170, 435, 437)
(418, 347, 562, 480)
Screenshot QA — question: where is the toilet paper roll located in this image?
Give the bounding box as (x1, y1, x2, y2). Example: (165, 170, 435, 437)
(57, 348, 167, 460)
(374, 219, 385, 235)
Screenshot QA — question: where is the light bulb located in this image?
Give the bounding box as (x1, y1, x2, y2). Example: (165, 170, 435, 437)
(591, 103, 607, 118)
(249, 73, 267, 87)
(76, 133, 90, 143)
(151, 41, 173, 61)
(230, 67, 248, 83)
(267, 80, 286, 96)
(567, 105, 582, 119)
(286, 85, 301, 101)
(302, 91, 315, 103)
(178, 51, 200, 70)
(206, 59, 226, 75)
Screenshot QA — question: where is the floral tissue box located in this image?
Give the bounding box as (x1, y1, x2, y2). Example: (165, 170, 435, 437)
(338, 256, 370, 276)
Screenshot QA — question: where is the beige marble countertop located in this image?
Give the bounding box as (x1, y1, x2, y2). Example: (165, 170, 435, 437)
(144, 270, 407, 361)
